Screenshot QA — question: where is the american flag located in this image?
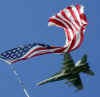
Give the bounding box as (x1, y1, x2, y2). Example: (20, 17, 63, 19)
(0, 5, 88, 64)
(0, 43, 65, 64)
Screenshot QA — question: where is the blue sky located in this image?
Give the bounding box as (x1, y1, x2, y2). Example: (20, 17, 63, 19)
(0, 0, 99, 97)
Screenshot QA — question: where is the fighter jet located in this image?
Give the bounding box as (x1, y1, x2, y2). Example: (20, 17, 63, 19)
(37, 53, 94, 90)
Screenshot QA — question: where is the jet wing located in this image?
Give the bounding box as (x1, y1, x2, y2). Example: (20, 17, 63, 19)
(67, 74, 83, 90)
(62, 53, 75, 72)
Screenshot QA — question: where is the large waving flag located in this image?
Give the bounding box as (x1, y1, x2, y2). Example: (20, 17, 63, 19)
(48, 4, 88, 52)
(0, 5, 88, 64)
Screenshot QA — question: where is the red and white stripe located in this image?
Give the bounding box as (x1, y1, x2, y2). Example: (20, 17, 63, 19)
(48, 4, 88, 53)
(7, 45, 66, 64)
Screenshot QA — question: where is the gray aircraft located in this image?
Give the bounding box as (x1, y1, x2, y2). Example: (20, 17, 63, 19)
(37, 53, 94, 90)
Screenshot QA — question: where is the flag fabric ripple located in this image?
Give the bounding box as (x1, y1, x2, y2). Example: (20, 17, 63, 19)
(0, 5, 88, 64)
(48, 4, 88, 52)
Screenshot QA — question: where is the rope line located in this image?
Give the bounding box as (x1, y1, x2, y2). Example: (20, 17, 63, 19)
(8, 64, 30, 97)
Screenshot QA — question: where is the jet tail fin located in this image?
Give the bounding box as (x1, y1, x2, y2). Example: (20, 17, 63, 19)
(76, 54, 95, 76)
(82, 63, 94, 76)
(81, 54, 94, 76)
